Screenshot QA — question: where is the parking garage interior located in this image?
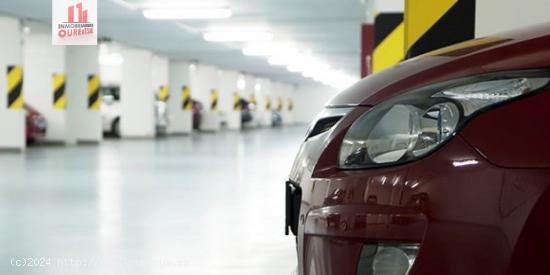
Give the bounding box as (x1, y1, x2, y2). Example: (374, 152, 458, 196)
(0, 0, 550, 275)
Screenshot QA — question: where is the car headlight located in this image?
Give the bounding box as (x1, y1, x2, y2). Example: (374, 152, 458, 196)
(339, 71, 550, 169)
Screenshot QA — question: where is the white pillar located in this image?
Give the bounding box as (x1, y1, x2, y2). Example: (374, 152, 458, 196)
(23, 22, 67, 143)
(66, 45, 102, 144)
(192, 64, 220, 132)
(475, 0, 550, 36)
(282, 84, 295, 126)
(120, 48, 155, 138)
(272, 82, 285, 126)
(168, 61, 192, 134)
(152, 55, 169, 136)
(219, 70, 241, 130)
(0, 16, 24, 150)
(243, 75, 258, 128)
(257, 78, 273, 127)
(286, 85, 296, 125)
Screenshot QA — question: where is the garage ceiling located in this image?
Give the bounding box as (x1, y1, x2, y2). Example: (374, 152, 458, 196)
(0, 0, 367, 86)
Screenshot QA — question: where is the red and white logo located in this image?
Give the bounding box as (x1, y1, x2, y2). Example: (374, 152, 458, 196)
(67, 2, 89, 23)
(52, 0, 97, 45)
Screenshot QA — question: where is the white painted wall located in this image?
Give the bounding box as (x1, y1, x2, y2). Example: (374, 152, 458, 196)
(0, 16, 24, 150)
(99, 63, 122, 86)
(476, 0, 550, 36)
(23, 23, 66, 142)
(98, 42, 124, 86)
(374, 0, 404, 13)
(120, 48, 155, 138)
(294, 84, 338, 124)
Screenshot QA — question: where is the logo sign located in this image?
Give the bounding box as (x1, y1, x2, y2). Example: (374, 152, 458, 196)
(52, 0, 97, 45)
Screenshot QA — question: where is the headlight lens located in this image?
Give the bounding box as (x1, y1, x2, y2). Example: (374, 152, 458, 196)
(356, 243, 419, 275)
(340, 72, 549, 169)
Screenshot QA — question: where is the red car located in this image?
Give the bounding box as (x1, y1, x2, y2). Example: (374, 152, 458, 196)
(24, 104, 47, 142)
(286, 24, 550, 275)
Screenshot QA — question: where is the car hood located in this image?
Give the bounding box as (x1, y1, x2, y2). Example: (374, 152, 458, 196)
(328, 23, 550, 107)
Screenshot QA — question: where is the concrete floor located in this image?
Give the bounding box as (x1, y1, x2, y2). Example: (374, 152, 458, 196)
(0, 126, 305, 275)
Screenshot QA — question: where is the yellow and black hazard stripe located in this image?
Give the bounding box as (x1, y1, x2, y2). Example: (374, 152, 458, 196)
(7, 65, 23, 109)
(405, 0, 475, 58)
(182, 85, 192, 111)
(158, 85, 169, 102)
(373, 13, 405, 73)
(276, 97, 283, 112)
(249, 94, 257, 106)
(287, 98, 294, 112)
(53, 73, 66, 110)
(265, 96, 272, 111)
(233, 92, 241, 111)
(87, 74, 101, 110)
(210, 89, 218, 112)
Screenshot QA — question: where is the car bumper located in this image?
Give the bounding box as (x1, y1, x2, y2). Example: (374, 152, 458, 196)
(292, 135, 550, 275)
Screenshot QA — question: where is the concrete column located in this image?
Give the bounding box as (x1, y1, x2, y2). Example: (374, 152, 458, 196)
(23, 22, 67, 143)
(152, 55, 168, 136)
(120, 48, 155, 138)
(282, 84, 295, 125)
(191, 64, 220, 131)
(242, 75, 258, 127)
(66, 45, 101, 144)
(475, 0, 550, 36)
(219, 70, 241, 130)
(152, 55, 168, 90)
(257, 78, 273, 127)
(168, 61, 192, 134)
(0, 16, 24, 150)
(272, 82, 283, 125)
(288, 86, 296, 124)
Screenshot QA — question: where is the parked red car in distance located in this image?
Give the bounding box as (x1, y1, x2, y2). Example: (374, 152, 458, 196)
(24, 104, 47, 142)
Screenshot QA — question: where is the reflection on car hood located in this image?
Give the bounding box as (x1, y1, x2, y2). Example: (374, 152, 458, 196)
(328, 23, 550, 107)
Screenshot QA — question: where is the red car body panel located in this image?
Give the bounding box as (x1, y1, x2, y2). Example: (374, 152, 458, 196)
(461, 91, 550, 168)
(290, 24, 550, 275)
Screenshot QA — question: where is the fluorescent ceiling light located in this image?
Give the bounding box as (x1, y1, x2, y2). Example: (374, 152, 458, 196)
(242, 44, 273, 56)
(287, 63, 303, 73)
(139, 0, 228, 9)
(143, 8, 232, 20)
(268, 55, 292, 66)
(243, 43, 297, 57)
(204, 31, 273, 42)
